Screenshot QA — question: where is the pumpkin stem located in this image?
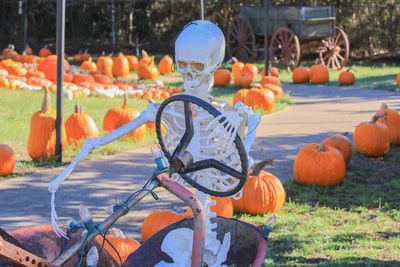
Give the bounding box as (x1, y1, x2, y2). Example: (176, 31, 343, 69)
(75, 103, 83, 113)
(141, 50, 148, 58)
(371, 114, 386, 123)
(317, 143, 328, 152)
(232, 57, 239, 63)
(252, 159, 274, 176)
(41, 85, 50, 114)
(381, 103, 388, 110)
(122, 90, 128, 109)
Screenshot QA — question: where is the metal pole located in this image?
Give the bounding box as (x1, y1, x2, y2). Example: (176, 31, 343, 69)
(111, 0, 116, 51)
(264, 0, 269, 76)
(23, 0, 28, 50)
(200, 0, 204, 20)
(55, 0, 65, 163)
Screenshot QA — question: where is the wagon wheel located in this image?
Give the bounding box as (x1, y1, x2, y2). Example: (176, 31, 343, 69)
(227, 16, 256, 62)
(318, 27, 350, 70)
(269, 28, 301, 69)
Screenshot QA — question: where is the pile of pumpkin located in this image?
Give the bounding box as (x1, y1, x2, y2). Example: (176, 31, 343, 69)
(214, 58, 284, 113)
(293, 103, 400, 186)
(139, 159, 286, 242)
(0, 45, 178, 100)
(292, 64, 356, 86)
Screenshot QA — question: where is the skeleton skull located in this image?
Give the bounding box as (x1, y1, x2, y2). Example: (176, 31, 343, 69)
(175, 20, 225, 99)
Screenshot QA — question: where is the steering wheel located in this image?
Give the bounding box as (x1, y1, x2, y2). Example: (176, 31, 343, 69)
(155, 94, 248, 197)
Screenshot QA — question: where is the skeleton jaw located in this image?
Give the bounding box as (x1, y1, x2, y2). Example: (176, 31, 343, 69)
(183, 73, 213, 99)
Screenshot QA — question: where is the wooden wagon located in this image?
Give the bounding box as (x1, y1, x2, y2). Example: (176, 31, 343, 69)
(227, 1, 350, 69)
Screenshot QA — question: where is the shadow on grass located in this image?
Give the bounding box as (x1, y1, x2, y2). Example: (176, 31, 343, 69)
(284, 145, 400, 211)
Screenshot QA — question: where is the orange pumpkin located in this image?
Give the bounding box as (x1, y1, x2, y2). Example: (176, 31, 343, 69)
(38, 55, 72, 83)
(65, 103, 99, 145)
(354, 115, 390, 157)
(158, 55, 174, 75)
(231, 57, 244, 78)
(126, 55, 139, 71)
(245, 88, 275, 112)
(210, 196, 233, 218)
(27, 86, 67, 160)
(97, 54, 113, 76)
(292, 66, 310, 83)
(261, 66, 279, 78)
(338, 69, 355, 86)
(80, 50, 91, 62)
(232, 160, 286, 214)
(103, 92, 146, 142)
(396, 73, 400, 87)
(322, 134, 353, 163)
(139, 50, 152, 68)
(234, 73, 252, 88)
(293, 143, 346, 186)
(213, 69, 231, 86)
(93, 73, 113, 85)
(263, 83, 283, 100)
(141, 209, 191, 242)
(376, 103, 400, 144)
(24, 45, 33, 55)
(95, 235, 140, 264)
(73, 51, 82, 62)
(80, 57, 97, 73)
(240, 63, 258, 80)
(112, 53, 130, 77)
(38, 46, 52, 57)
(26, 69, 45, 79)
(138, 57, 158, 80)
(260, 75, 281, 87)
(233, 89, 250, 104)
(310, 64, 329, 84)
(72, 73, 94, 85)
(0, 144, 16, 176)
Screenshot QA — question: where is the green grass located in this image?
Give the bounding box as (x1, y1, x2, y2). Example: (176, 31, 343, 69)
(236, 146, 400, 266)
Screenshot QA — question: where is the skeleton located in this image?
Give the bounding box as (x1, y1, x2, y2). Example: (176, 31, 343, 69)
(48, 20, 259, 266)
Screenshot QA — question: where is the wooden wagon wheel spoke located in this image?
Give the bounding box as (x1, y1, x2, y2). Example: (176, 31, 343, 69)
(227, 16, 255, 62)
(317, 26, 350, 70)
(269, 27, 301, 68)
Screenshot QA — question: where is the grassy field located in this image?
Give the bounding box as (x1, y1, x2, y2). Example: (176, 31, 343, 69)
(237, 145, 400, 266)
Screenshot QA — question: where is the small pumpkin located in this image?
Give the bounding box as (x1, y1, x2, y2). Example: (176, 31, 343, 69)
(376, 103, 400, 144)
(72, 73, 94, 85)
(261, 66, 279, 78)
(38, 46, 52, 57)
(126, 55, 139, 71)
(260, 75, 281, 87)
(354, 114, 390, 157)
(112, 53, 130, 77)
(73, 51, 82, 62)
(139, 50, 152, 68)
(231, 57, 244, 78)
(0, 144, 16, 176)
(97, 53, 114, 76)
(214, 69, 231, 86)
(38, 55, 72, 83)
(93, 73, 113, 85)
(396, 73, 400, 87)
(262, 83, 283, 100)
(338, 69, 355, 86)
(24, 45, 33, 55)
(232, 160, 286, 215)
(186, 195, 233, 218)
(233, 89, 250, 104)
(27, 86, 67, 160)
(80, 50, 91, 61)
(80, 57, 97, 73)
(138, 57, 158, 80)
(65, 103, 99, 145)
(158, 55, 174, 75)
(292, 66, 310, 84)
(95, 235, 140, 264)
(245, 88, 275, 112)
(234, 73, 252, 88)
(103, 92, 146, 142)
(293, 143, 346, 186)
(240, 63, 258, 80)
(322, 134, 353, 163)
(310, 64, 329, 84)
(141, 209, 191, 242)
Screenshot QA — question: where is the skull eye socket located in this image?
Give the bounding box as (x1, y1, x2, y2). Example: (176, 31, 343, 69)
(177, 61, 188, 69)
(190, 63, 204, 72)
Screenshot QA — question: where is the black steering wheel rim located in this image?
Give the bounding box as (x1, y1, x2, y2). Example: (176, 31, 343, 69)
(155, 94, 248, 197)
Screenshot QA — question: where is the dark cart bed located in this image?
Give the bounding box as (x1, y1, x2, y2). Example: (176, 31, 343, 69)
(227, 1, 349, 69)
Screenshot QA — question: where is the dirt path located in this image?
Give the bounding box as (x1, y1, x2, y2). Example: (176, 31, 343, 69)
(0, 85, 398, 240)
